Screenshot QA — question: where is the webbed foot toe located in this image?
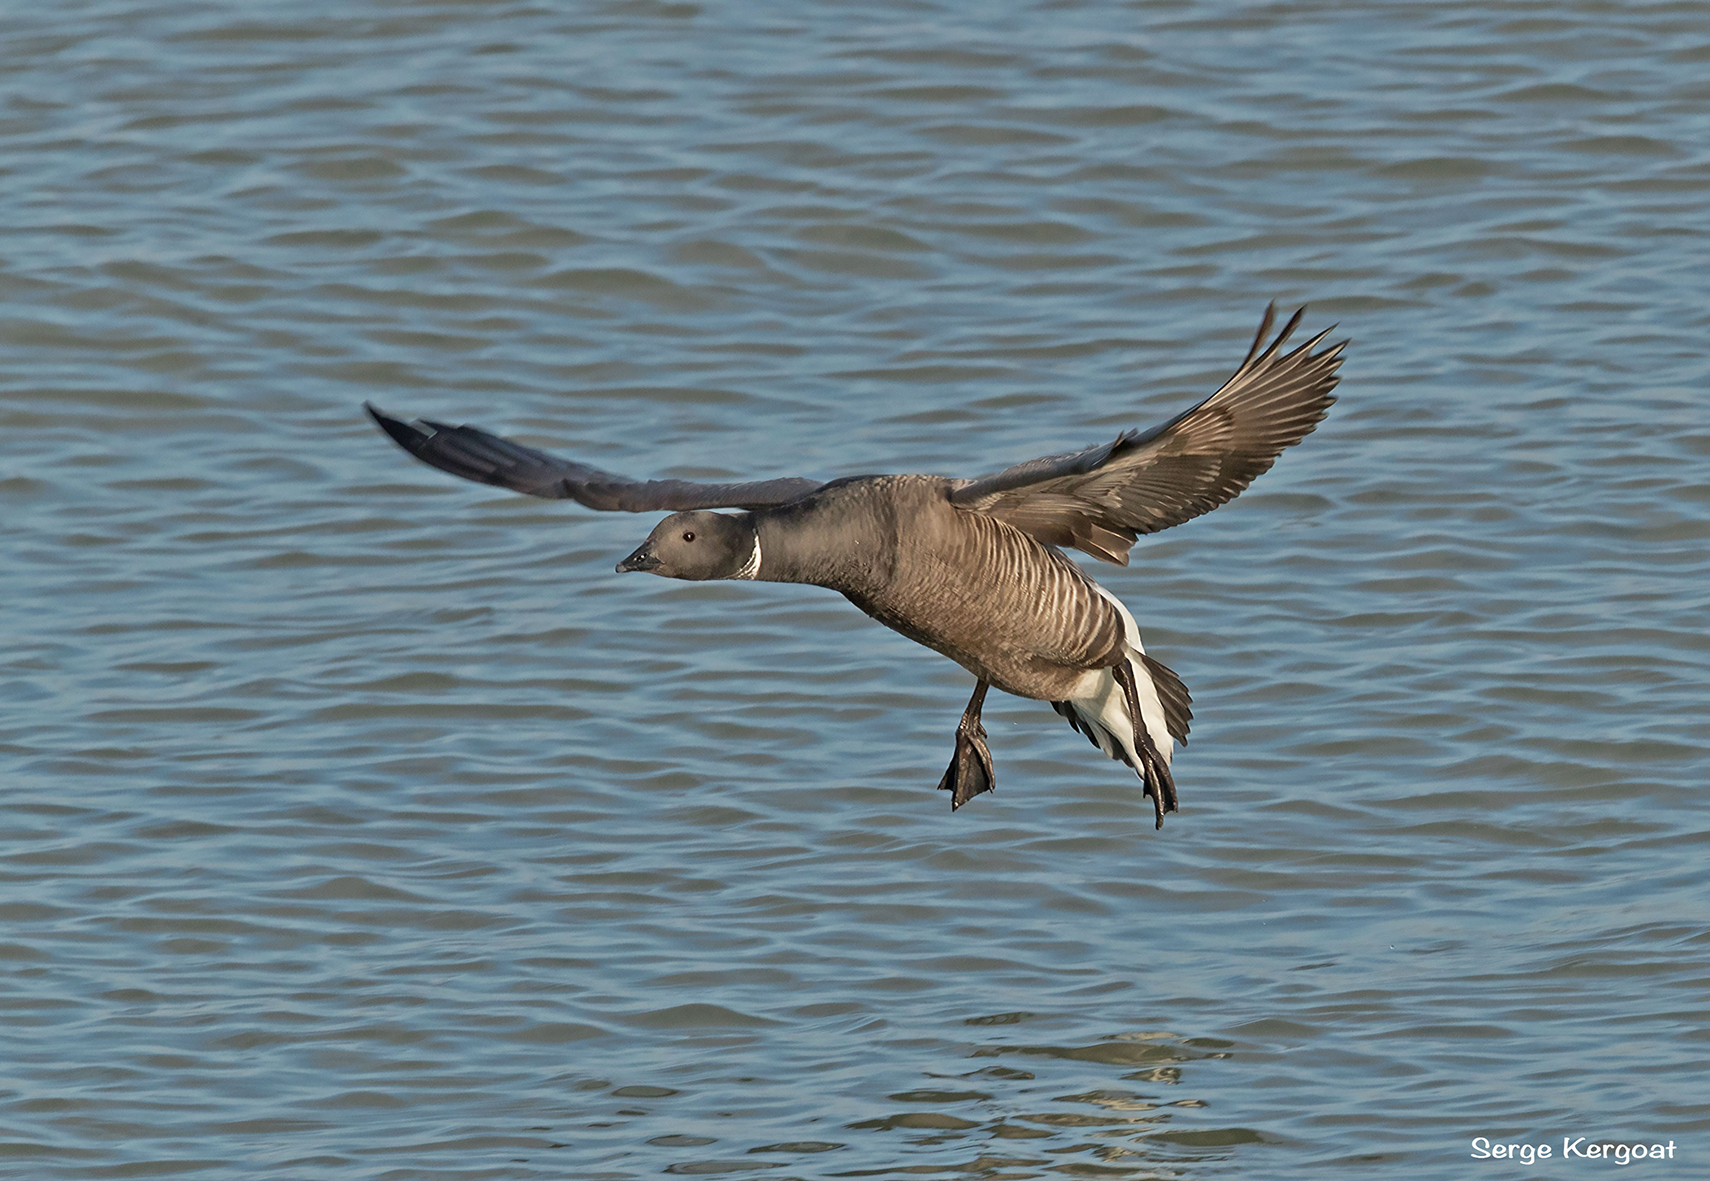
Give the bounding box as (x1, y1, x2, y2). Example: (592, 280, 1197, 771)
(937, 720, 995, 810)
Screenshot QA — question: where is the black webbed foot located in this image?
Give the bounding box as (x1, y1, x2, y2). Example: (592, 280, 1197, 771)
(937, 680, 994, 810)
(938, 717, 995, 810)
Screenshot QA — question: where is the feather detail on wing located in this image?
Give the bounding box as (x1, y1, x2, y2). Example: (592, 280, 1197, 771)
(365, 404, 824, 512)
(949, 305, 1345, 564)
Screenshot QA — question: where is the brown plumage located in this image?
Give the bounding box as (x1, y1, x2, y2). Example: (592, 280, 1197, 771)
(367, 305, 1345, 825)
(949, 304, 1343, 564)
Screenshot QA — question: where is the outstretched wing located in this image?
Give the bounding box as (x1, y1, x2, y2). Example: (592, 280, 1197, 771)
(366, 404, 824, 512)
(949, 305, 1345, 564)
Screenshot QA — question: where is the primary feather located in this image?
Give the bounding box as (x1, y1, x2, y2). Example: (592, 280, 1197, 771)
(948, 305, 1343, 563)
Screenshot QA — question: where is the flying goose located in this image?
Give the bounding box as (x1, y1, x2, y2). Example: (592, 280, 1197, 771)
(367, 305, 1344, 827)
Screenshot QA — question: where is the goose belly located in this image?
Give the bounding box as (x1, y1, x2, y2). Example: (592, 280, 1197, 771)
(846, 549, 1128, 702)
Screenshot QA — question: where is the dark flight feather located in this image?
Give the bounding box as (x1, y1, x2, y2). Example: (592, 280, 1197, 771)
(365, 404, 824, 512)
(948, 305, 1345, 564)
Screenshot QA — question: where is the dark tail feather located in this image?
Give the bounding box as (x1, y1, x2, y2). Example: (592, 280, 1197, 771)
(1138, 652, 1192, 744)
(1135, 728, 1178, 830)
(1111, 658, 1180, 829)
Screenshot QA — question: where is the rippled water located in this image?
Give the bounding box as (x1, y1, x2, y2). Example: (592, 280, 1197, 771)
(4, 2, 1708, 1177)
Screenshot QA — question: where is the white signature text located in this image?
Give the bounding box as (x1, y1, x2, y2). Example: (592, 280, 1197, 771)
(1471, 1137, 1677, 1166)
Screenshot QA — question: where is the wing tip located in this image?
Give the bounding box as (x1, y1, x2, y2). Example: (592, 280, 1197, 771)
(1246, 303, 1307, 370)
(1240, 302, 1279, 367)
(364, 402, 432, 455)
(1224, 304, 1347, 419)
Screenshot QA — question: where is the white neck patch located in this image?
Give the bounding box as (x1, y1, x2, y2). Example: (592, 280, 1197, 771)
(734, 533, 762, 580)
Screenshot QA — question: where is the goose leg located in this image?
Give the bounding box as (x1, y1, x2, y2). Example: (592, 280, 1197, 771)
(1112, 659, 1178, 830)
(937, 679, 995, 810)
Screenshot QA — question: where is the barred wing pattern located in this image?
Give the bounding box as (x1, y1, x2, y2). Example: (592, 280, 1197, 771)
(949, 306, 1345, 564)
(365, 405, 824, 512)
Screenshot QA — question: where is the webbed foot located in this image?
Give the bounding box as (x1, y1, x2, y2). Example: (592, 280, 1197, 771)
(936, 679, 994, 810)
(937, 716, 995, 809)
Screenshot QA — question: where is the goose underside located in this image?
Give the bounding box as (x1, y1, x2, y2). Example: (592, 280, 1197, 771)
(1053, 652, 1191, 830)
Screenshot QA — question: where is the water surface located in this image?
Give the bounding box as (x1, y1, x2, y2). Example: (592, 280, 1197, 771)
(3, 2, 1708, 1177)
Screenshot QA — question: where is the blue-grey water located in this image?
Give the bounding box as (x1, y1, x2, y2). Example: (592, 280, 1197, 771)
(3, 3, 1707, 1178)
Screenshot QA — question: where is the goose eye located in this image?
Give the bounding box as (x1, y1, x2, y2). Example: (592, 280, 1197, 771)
(682, 530, 696, 542)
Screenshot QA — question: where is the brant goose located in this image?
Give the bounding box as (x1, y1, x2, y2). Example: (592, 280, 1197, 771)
(367, 305, 1343, 826)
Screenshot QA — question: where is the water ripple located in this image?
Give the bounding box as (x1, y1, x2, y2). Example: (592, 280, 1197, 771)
(3, 0, 1708, 1178)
